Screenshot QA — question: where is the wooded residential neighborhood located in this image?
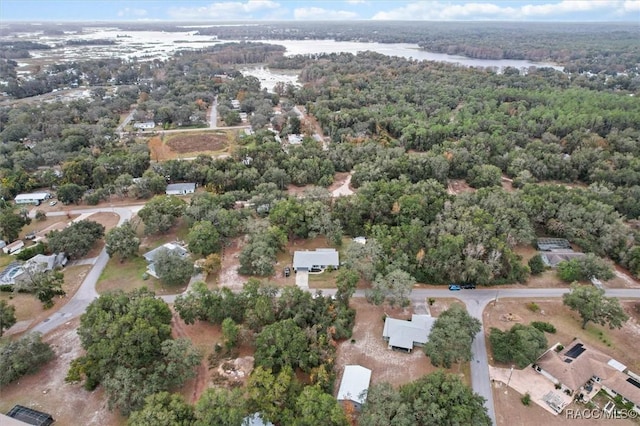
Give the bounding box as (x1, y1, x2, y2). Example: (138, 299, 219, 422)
(1, 14, 639, 426)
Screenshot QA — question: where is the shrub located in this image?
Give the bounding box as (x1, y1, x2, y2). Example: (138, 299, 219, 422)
(428, 297, 435, 306)
(521, 393, 531, 406)
(555, 344, 564, 352)
(531, 321, 556, 334)
(0, 333, 54, 386)
(16, 243, 47, 260)
(528, 254, 546, 275)
(526, 302, 540, 312)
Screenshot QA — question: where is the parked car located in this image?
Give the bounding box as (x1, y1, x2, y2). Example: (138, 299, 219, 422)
(49, 200, 57, 206)
(448, 284, 461, 291)
(461, 283, 476, 289)
(284, 267, 291, 277)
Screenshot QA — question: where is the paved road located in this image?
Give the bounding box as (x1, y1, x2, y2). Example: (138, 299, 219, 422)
(30, 206, 138, 335)
(24, 205, 640, 424)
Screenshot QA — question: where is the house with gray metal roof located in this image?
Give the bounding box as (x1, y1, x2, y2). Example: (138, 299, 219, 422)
(292, 248, 339, 272)
(383, 314, 435, 352)
(337, 365, 372, 411)
(165, 183, 196, 196)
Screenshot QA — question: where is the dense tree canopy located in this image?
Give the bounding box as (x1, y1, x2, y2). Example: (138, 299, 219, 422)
(47, 219, 105, 259)
(424, 304, 481, 368)
(70, 288, 201, 414)
(489, 324, 548, 368)
(360, 371, 491, 426)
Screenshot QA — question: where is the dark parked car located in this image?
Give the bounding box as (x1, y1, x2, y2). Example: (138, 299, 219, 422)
(448, 284, 461, 291)
(284, 267, 291, 277)
(461, 283, 476, 289)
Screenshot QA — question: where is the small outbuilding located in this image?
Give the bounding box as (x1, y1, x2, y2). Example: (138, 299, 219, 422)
(165, 183, 196, 196)
(5, 405, 54, 426)
(337, 365, 372, 411)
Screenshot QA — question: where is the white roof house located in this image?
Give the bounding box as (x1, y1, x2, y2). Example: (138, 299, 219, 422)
(2, 240, 24, 255)
(133, 121, 155, 130)
(165, 183, 196, 196)
(14, 192, 52, 205)
(143, 243, 188, 278)
(382, 314, 436, 352)
(337, 365, 372, 410)
(292, 249, 339, 272)
(242, 413, 273, 426)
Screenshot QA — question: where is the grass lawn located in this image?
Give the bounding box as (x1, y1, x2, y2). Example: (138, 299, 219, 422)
(0, 254, 13, 268)
(97, 255, 189, 295)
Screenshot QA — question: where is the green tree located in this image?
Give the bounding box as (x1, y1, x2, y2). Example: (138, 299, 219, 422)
(360, 371, 491, 426)
(105, 221, 140, 260)
(293, 385, 349, 426)
(0, 205, 29, 241)
(528, 254, 546, 275)
(467, 164, 503, 188)
(187, 220, 221, 256)
(47, 220, 105, 259)
(557, 254, 615, 282)
(128, 392, 195, 426)
(247, 365, 301, 426)
(221, 317, 240, 349)
(16, 270, 66, 308)
(194, 387, 247, 426)
(335, 267, 359, 305)
(343, 239, 384, 283)
(0, 300, 17, 336)
(35, 209, 47, 221)
(489, 324, 548, 368)
(424, 304, 481, 368)
(367, 269, 415, 307)
(153, 249, 194, 286)
(0, 332, 54, 386)
(138, 195, 186, 235)
(71, 288, 201, 414)
(57, 183, 86, 204)
(563, 283, 629, 329)
(254, 318, 314, 372)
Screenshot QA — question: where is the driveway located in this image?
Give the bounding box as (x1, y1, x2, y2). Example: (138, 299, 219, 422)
(295, 270, 309, 289)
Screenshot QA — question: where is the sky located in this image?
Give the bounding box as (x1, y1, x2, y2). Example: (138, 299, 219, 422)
(1, 0, 639, 22)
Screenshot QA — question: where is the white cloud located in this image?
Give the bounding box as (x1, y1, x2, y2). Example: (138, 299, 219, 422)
(623, 0, 640, 11)
(117, 7, 148, 18)
(345, 0, 368, 4)
(294, 7, 359, 20)
(372, 1, 635, 21)
(168, 0, 281, 20)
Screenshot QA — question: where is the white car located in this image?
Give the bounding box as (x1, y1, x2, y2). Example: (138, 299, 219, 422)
(49, 200, 57, 206)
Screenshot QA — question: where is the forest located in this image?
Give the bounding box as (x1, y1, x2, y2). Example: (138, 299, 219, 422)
(0, 24, 639, 425)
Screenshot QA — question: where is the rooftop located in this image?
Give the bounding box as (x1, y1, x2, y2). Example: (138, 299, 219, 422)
(292, 248, 339, 270)
(383, 314, 435, 351)
(337, 365, 372, 405)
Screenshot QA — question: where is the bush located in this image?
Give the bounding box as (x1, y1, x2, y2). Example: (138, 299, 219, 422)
(0, 333, 54, 385)
(555, 344, 564, 352)
(526, 302, 540, 312)
(531, 321, 556, 334)
(0, 284, 13, 292)
(35, 210, 47, 221)
(16, 243, 47, 260)
(528, 254, 546, 275)
(521, 392, 531, 406)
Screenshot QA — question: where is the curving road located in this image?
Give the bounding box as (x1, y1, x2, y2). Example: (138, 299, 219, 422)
(30, 206, 140, 335)
(26, 205, 640, 425)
